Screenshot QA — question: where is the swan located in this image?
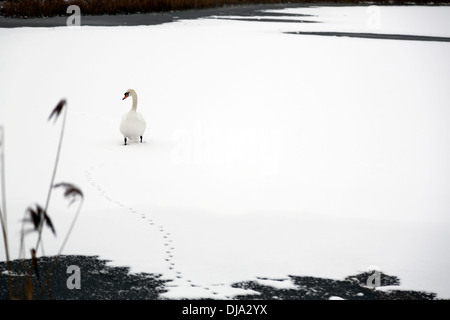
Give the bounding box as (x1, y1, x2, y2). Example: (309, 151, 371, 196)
(120, 89, 146, 145)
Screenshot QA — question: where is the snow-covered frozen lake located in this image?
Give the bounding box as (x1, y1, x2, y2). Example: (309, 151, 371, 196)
(1, 5, 450, 299)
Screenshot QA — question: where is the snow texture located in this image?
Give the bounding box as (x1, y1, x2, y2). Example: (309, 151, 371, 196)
(1, 5, 450, 299)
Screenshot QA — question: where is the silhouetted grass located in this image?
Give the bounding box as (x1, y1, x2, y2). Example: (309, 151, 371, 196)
(0, 99, 84, 299)
(1, 0, 448, 18)
(0, 126, 13, 299)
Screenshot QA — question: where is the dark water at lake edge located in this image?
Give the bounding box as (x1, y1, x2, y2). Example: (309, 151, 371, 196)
(1, 2, 449, 29)
(2, 3, 449, 43)
(1, 3, 319, 28)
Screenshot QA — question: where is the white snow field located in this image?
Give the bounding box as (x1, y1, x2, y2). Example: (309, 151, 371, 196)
(1, 5, 450, 299)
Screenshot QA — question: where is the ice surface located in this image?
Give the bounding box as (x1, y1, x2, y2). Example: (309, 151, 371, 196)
(1, 5, 449, 299)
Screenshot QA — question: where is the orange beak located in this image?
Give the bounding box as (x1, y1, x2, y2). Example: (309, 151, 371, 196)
(122, 94, 129, 100)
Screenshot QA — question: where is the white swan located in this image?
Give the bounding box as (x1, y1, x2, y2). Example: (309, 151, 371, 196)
(120, 89, 146, 145)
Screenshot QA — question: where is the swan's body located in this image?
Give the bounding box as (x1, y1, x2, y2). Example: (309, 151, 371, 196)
(120, 89, 146, 145)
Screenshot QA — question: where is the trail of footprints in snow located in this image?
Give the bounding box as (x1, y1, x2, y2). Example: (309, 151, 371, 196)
(84, 163, 222, 297)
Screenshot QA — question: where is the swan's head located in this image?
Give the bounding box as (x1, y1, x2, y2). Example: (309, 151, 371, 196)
(122, 89, 134, 100)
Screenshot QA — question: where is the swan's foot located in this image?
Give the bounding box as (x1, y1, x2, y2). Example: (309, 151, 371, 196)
(124, 137, 127, 145)
(140, 136, 143, 143)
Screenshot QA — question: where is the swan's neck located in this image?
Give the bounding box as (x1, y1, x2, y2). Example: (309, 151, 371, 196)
(130, 91, 138, 111)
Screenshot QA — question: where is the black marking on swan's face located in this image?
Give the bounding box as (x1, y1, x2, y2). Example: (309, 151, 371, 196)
(123, 92, 130, 100)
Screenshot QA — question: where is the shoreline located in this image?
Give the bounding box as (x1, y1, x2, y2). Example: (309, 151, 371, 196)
(0, 255, 441, 300)
(1, 2, 449, 28)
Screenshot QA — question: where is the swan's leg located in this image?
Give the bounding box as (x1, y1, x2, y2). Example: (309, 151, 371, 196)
(124, 137, 127, 145)
(140, 136, 143, 143)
